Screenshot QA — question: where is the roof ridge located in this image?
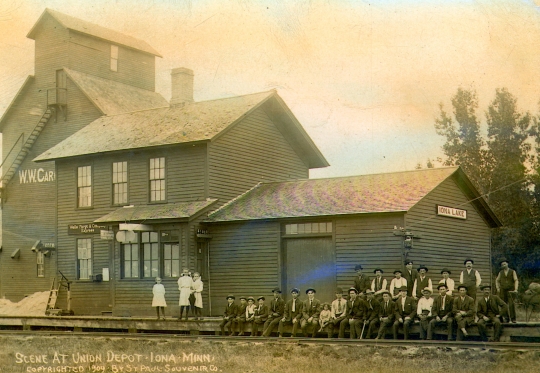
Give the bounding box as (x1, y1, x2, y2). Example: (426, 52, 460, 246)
(207, 182, 263, 218)
(193, 89, 275, 105)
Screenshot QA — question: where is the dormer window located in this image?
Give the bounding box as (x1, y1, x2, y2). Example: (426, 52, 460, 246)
(110, 45, 118, 72)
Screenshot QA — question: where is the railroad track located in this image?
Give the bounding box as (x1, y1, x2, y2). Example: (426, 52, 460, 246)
(1, 330, 539, 351)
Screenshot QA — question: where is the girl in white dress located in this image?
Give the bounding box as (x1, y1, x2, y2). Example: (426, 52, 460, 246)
(191, 272, 204, 320)
(152, 277, 167, 320)
(177, 268, 193, 320)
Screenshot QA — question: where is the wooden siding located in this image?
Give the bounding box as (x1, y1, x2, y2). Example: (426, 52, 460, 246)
(208, 107, 309, 206)
(208, 221, 281, 316)
(405, 176, 492, 284)
(68, 31, 155, 91)
(335, 214, 405, 291)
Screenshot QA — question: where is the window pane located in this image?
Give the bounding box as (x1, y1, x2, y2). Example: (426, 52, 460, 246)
(132, 262, 139, 277)
(150, 232, 158, 242)
(172, 244, 180, 259)
(327, 222, 333, 232)
(171, 262, 180, 278)
(298, 224, 305, 234)
(131, 244, 139, 259)
(311, 223, 319, 233)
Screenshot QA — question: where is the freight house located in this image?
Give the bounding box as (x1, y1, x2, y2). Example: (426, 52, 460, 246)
(3, 9, 501, 316)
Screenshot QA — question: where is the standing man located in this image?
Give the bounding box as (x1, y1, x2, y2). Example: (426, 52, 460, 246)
(338, 287, 363, 339)
(363, 289, 381, 339)
(328, 288, 348, 338)
(438, 269, 455, 296)
(371, 268, 388, 299)
(460, 259, 481, 300)
(301, 288, 321, 337)
(496, 258, 519, 323)
(412, 265, 433, 299)
(428, 284, 454, 340)
(262, 288, 285, 336)
(389, 269, 407, 300)
(453, 285, 475, 340)
(477, 284, 507, 342)
(278, 288, 303, 337)
(392, 286, 416, 340)
(403, 260, 418, 297)
(353, 264, 371, 296)
(375, 291, 396, 339)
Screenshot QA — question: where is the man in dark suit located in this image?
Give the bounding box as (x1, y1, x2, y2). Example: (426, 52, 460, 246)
(338, 287, 363, 338)
(251, 296, 269, 336)
(477, 284, 507, 342)
(375, 291, 396, 339)
(262, 287, 285, 337)
(353, 264, 371, 296)
(233, 296, 248, 336)
(278, 288, 303, 337)
(392, 286, 417, 340)
(403, 260, 418, 297)
(453, 285, 475, 340)
(363, 289, 381, 339)
(428, 283, 454, 340)
(219, 295, 238, 336)
(301, 288, 321, 337)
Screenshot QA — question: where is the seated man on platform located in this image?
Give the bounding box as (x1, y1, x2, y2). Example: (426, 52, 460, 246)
(219, 295, 238, 336)
(375, 291, 396, 339)
(477, 284, 507, 342)
(392, 286, 416, 340)
(327, 287, 348, 338)
(416, 287, 434, 340)
(262, 288, 285, 337)
(363, 289, 381, 339)
(278, 288, 303, 337)
(338, 287, 363, 338)
(428, 283, 454, 340)
(301, 288, 321, 338)
(251, 296, 268, 336)
(233, 296, 248, 336)
(453, 285, 475, 340)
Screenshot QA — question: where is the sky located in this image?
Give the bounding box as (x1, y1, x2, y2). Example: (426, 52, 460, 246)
(2, 0, 540, 178)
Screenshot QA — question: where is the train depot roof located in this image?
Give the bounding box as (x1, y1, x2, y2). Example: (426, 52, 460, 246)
(34, 90, 329, 169)
(205, 166, 502, 228)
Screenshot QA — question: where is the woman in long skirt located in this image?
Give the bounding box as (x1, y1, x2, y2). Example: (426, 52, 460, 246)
(177, 268, 192, 320)
(152, 277, 167, 320)
(191, 272, 204, 320)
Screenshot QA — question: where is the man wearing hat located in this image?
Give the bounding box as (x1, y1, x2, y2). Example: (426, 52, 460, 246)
(392, 286, 416, 340)
(428, 283, 454, 340)
(233, 296, 248, 336)
(278, 288, 303, 337)
(438, 269, 455, 296)
(452, 284, 475, 340)
(338, 287, 363, 338)
(403, 260, 418, 297)
(353, 265, 371, 295)
(495, 258, 519, 323)
(328, 287, 348, 338)
(375, 290, 395, 339)
(459, 259, 481, 300)
(477, 284, 507, 342)
(371, 269, 388, 299)
(262, 288, 285, 337)
(301, 288, 321, 337)
(251, 296, 269, 336)
(416, 287, 434, 340)
(389, 269, 407, 300)
(219, 295, 238, 336)
(412, 265, 432, 299)
(363, 289, 381, 339)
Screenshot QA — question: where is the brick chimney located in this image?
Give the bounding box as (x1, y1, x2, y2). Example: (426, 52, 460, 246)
(170, 67, 194, 106)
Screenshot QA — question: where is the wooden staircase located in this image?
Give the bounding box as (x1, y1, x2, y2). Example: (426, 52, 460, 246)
(1, 108, 53, 188)
(45, 272, 73, 316)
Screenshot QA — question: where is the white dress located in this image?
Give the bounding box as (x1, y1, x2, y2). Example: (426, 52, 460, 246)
(152, 283, 167, 307)
(191, 278, 204, 308)
(178, 274, 193, 306)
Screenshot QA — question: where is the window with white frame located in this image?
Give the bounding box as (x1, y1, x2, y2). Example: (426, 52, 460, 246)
(110, 45, 118, 72)
(149, 157, 166, 202)
(77, 166, 92, 207)
(113, 161, 128, 205)
(142, 232, 159, 278)
(77, 238, 92, 280)
(123, 241, 140, 278)
(37, 252, 44, 277)
(162, 230, 180, 278)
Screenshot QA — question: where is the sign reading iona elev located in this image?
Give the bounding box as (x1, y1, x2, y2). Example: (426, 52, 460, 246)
(437, 205, 467, 220)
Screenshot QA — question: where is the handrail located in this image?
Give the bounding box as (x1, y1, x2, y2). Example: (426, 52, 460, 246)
(0, 132, 24, 171)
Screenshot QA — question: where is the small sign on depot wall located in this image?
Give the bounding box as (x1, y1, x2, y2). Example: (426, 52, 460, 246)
(437, 205, 467, 220)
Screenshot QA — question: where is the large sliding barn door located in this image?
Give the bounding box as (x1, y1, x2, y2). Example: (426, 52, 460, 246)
(285, 237, 335, 302)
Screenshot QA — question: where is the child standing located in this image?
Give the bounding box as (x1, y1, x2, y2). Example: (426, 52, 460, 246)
(191, 272, 204, 320)
(178, 268, 193, 320)
(318, 303, 332, 332)
(152, 277, 167, 320)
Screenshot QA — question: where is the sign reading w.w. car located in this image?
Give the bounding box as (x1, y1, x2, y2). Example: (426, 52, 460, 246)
(18, 168, 55, 183)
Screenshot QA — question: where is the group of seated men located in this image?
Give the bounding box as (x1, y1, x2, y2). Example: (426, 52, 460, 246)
(218, 258, 518, 342)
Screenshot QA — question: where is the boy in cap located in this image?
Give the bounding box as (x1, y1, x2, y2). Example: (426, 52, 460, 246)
(278, 288, 303, 337)
(262, 288, 285, 337)
(416, 287, 434, 340)
(353, 264, 371, 295)
(453, 284, 475, 340)
(251, 296, 268, 336)
(338, 287, 363, 339)
(392, 286, 416, 340)
(301, 288, 321, 337)
(403, 260, 418, 297)
(363, 289, 381, 339)
(495, 258, 519, 323)
(476, 284, 507, 342)
(428, 283, 454, 340)
(459, 259, 481, 300)
(438, 269, 455, 296)
(233, 296, 248, 336)
(371, 269, 388, 299)
(389, 269, 407, 300)
(375, 290, 396, 339)
(219, 295, 238, 336)
(245, 296, 256, 325)
(328, 287, 348, 338)
(412, 265, 433, 299)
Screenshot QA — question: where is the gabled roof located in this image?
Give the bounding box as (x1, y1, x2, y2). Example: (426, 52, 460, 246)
(34, 90, 329, 169)
(27, 8, 162, 57)
(94, 199, 218, 223)
(0, 75, 34, 131)
(204, 167, 501, 227)
(64, 68, 168, 115)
